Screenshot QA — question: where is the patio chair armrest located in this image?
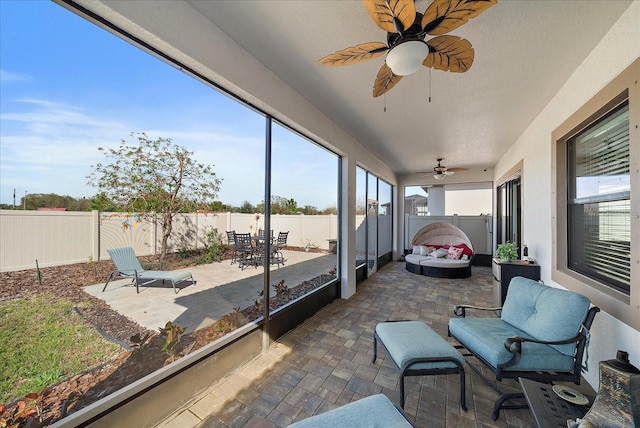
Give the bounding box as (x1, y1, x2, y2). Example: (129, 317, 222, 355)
(453, 304, 502, 317)
(503, 332, 584, 353)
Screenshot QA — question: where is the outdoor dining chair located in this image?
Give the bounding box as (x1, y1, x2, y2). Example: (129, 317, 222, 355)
(271, 231, 289, 268)
(234, 233, 260, 270)
(257, 228, 274, 243)
(226, 230, 239, 264)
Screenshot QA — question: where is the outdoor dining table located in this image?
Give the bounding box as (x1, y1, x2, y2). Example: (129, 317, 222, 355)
(252, 235, 276, 245)
(254, 234, 285, 265)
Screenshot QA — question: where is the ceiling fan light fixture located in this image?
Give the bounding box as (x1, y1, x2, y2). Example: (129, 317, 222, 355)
(385, 40, 428, 76)
(433, 173, 446, 180)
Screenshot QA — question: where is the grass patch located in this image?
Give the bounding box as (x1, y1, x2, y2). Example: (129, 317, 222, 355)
(0, 292, 122, 404)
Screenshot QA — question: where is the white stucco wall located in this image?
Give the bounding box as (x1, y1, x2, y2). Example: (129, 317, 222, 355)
(494, 2, 640, 387)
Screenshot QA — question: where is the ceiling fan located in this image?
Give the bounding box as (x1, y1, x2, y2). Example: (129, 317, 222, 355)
(318, 0, 496, 97)
(431, 158, 467, 179)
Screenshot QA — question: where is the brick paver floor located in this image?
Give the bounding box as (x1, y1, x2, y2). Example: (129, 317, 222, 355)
(158, 261, 549, 427)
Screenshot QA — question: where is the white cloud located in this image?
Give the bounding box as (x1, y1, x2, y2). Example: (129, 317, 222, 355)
(0, 97, 338, 208)
(0, 69, 31, 83)
(0, 98, 131, 202)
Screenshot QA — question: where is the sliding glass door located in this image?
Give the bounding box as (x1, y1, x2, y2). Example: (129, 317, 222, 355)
(496, 176, 521, 254)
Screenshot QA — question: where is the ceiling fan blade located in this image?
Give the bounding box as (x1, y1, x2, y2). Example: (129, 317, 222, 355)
(363, 0, 416, 34)
(372, 63, 403, 97)
(421, 0, 497, 36)
(423, 35, 474, 72)
(444, 171, 455, 175)
(318, 42, 389, 67)
(447, 167, 468, 172)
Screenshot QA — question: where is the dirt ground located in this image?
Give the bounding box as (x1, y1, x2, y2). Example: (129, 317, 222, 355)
(0, 248, 331, 426)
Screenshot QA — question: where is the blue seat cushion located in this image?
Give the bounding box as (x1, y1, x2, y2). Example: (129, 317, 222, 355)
(448, 318, 575, 372)
(376, 321, 464, 371)
(501, 277, 590, 356)
(288, 394, 412, 428)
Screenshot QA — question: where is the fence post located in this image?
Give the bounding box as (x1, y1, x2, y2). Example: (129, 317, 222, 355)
(153, 217, 158, 255)
(92, 210, 101, 261)
(195, 212, 199, 250)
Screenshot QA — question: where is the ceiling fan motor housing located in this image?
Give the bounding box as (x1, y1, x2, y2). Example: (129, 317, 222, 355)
(387, 12, 427, 48)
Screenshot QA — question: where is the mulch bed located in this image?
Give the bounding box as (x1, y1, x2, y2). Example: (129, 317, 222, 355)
(0, 248, 333, 427)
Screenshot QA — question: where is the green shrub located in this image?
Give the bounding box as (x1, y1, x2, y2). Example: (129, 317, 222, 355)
(201, 228, 225, 263)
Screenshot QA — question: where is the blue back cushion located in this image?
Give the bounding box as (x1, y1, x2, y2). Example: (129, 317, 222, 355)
(501, 277, 590, 356)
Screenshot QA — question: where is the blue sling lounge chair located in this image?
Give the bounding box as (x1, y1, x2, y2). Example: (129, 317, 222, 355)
(103, 247, 194, 294)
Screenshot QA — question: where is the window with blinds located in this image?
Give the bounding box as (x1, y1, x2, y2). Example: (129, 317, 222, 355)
(567, 101, 630, 294)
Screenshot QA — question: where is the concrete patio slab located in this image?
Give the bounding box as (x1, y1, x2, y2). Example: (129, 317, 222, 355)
(84, 250, 337, 333)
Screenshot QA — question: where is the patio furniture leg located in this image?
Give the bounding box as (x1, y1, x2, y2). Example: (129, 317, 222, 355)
(102, 271, 118, 292)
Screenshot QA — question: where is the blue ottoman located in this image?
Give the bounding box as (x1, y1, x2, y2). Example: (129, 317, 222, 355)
(373, 320, 466, 410)
(288, 394, 413, 427)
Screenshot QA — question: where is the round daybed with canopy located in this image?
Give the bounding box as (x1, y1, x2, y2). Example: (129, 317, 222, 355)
(405, 222, 473, 278)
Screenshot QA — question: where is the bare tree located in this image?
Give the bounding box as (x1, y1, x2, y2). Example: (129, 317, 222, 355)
(88, 132, 222, 260)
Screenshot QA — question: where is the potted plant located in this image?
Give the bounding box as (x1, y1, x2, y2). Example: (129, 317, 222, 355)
(496, 241, 518, 262)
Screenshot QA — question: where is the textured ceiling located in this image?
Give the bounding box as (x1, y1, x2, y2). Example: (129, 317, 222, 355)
(187, 0, 632, 176)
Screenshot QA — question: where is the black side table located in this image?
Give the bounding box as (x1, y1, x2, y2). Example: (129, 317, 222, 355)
(492, 259, 541, 306)
(520, 378, 594, 428)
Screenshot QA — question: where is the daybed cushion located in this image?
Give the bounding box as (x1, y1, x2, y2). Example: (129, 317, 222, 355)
(406, 253, 471, 267)
(405, 254, 427, 265)
(430, 248, 448, 258)
(419, 258, 469, 269)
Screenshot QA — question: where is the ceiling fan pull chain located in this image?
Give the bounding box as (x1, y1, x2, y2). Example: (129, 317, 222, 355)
(428, 68, 432, 103)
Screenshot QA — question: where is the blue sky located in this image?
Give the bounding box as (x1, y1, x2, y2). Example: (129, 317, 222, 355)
(0, 0, 338, 209)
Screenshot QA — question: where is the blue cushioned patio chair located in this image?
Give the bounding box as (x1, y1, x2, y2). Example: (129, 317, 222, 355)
(103, 247, 194, 294)
(448, 277, 599, 420)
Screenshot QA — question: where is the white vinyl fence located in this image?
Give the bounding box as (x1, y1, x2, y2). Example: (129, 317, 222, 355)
(1, 210, 490, 272)
(0, 210, 337, 272)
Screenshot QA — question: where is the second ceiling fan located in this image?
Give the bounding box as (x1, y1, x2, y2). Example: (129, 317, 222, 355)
(431, 158, 467, 179)
(318, 0, 497, 97)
